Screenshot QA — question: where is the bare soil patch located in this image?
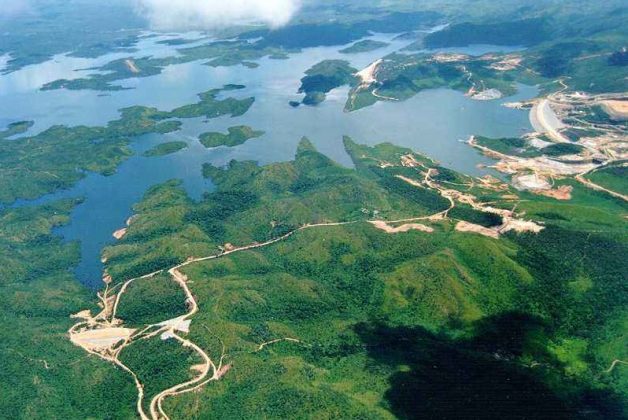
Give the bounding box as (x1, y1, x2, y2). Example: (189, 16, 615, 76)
(113, 228, 127, 240)
(369, 220, 434, 234)
(455, 221, 499, 239)
(601, 100, 628, 121)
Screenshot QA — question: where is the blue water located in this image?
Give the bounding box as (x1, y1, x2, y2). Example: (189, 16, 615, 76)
(1, 32, 537, 287)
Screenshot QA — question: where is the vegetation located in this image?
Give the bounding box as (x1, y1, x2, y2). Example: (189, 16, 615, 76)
(143, 141, 187, 157)
(30, 10, 438, 93)
(0, 200, 137, 418)
(0, 86, 253, 204)
(3, 3, 628, 419)
(244, 11, 440, 49)
(533, 41, 597, 78)
(116, 273, 188, 326)
(120, 336, 202, 414)
(199, 126, 264, 148)
(2, 134, 626, 418)
(542, 143, 584, 157)
(42, 57, 163, 91)
(586, 165, 628, 196)
(339, 39, 389, 54)
(0, 0, 141, 73)
(449, 205, 503, 227)
(98, 139, 627, 418)
(475, 136, 542, 158)
(298, 60, 358, 106)
(347, 53, 519, 110)
(0, 120, 33, 139)
(424, 18, 550, 47)
(166, 86, 254, 119)
(474, 137, 584, 159)
(356, 5, 628, 107)
(40, 40, 292, 92)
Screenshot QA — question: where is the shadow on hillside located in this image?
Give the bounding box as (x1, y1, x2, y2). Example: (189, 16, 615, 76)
(355, 312, 625, 419)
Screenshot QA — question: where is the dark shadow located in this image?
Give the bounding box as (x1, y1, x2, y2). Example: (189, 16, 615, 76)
(355, 312, 625, 419)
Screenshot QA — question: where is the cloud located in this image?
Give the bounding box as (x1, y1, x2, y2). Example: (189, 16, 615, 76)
(0, 0, 33, 18)
(133, 0, 300, 30)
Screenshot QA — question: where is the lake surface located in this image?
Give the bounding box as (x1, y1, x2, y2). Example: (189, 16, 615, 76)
(0, 32, 536, 287)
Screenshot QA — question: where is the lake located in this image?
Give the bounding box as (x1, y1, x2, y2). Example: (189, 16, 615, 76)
(0, 31, 536, 287)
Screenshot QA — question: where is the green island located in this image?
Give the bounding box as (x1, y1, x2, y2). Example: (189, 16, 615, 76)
(0, 120, 34, 139)
(340, 39, 389, 54)
(40, 42, 292, 91)
(36, 11, 439, 93)
(298, 60, 358, 106)
(0, 86, 253, 203)
(0, 1, 141, 74)
(143, 141, 188, 157)
(199, 126, 265, 148)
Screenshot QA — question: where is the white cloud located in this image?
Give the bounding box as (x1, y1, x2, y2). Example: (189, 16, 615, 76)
(0, 0, 33, 18)
(133, 0, 300, 31)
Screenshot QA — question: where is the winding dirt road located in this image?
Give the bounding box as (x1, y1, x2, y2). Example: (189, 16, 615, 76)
(69, 153, 545, 419)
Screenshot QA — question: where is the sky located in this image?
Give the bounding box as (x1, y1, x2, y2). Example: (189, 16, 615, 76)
(0, 0, 301, 29)
(133, 0, 301, 30)
(0, 0, 33, 18)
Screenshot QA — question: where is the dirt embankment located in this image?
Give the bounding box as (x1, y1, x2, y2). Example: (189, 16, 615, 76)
(530, 99, 569, 143)
(600, 100, 628, 121)
(472, 88, 503, 101)
(113, 228, 127, 240)
(369, 220, 434, 234)
(455, 221, 499, 239)
(355, 59, 382, 88)
(113, 214, 137, 240)
(489, 55, 522, 71)
(71, 327, 135, 352)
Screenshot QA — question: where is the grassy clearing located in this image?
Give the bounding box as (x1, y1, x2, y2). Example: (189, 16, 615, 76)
(587, 166, 628, 196)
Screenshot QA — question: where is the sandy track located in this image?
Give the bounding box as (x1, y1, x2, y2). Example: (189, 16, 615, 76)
(576, 172, 628, 202)
(572, 159, 628, 202)
(150, 332, 214, 420)
(256, 338, 302, 352)
(604, 359, 628, 373)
